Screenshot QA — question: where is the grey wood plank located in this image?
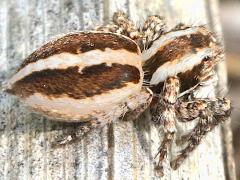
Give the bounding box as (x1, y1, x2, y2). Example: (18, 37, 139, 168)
(0, 0, 233, 179)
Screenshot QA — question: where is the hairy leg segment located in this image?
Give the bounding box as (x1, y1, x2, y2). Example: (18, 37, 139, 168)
(171, 98, 231, 169)
(151, 76, 180, 176)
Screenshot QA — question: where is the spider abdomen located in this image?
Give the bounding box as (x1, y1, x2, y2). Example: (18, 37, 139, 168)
(5, 32, 149, 122)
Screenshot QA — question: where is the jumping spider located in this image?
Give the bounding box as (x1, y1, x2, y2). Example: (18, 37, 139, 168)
(4, 11, 231, 176)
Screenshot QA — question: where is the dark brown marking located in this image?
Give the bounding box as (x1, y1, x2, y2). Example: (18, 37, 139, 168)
(19, 32, 139, 70)
(177, 62, 203, 92)
(148, 61, 206, 95)
(143, 32, 212, 80)
(8, 63, 141, 99)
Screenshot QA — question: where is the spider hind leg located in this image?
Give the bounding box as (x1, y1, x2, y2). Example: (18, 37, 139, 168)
(141, 15, 166, 50)
(96, 11, 141, 41)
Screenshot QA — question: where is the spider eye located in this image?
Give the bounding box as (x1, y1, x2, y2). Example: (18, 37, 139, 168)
(203, 56, 211, 61)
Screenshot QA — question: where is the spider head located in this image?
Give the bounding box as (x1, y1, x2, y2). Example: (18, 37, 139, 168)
(142, 25, 221, 93)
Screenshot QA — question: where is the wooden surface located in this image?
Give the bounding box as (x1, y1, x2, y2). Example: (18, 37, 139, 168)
(0, 0, 235, 179)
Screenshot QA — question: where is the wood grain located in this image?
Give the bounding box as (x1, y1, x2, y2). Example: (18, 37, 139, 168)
(0, 0, 235, 179)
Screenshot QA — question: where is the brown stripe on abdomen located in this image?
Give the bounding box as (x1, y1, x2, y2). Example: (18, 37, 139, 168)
(143, 32, 211, 79)
(19, 32, 139, 70)
(8, 63, 141, 99)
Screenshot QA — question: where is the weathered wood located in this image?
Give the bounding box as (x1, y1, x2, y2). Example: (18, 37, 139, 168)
(0, 0, 234, 179)
(207, 1, 236, 180)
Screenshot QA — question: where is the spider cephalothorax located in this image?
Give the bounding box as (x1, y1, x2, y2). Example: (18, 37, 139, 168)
(4, 11, 231, 176)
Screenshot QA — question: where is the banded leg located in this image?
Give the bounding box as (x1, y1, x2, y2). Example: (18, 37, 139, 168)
(51, 119, 100, 147)
(176, 99, 208, 122)
(96, 11, 141, 41)
(141, 15, 166, 50)
(171, 98, 231, 169)
(171, 109, 213, 170)
(176, 98, 231, 143)
(175, 99, 208, 145)
(152, 76, 180, 176)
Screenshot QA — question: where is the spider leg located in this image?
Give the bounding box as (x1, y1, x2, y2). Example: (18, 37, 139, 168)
(176, 99, 208, 122)
(141, 14, 166, 50)
(174, 99, 208, 145)
(151, 76, 180, 176)
(95, 11, 141, 41)
(171, 109, 213, 170)
(51, 120, 99, 147)
(171, 98, 231, 169)
(51, 88, 152, 147)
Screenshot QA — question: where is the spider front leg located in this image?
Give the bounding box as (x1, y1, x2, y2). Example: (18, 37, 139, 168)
(174, 99, 208, 145)
(171, 98, 231, 169)
(151, 76, 180, 176)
